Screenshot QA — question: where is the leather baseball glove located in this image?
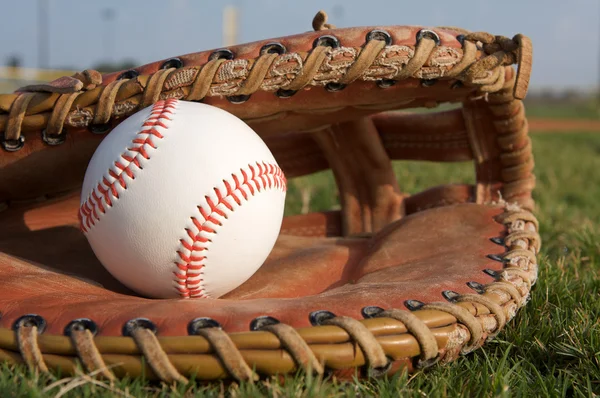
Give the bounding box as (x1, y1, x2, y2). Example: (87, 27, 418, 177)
(0, 11, 538, 383)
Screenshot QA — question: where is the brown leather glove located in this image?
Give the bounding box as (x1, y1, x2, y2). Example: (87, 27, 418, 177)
(0, 12, 538, 383)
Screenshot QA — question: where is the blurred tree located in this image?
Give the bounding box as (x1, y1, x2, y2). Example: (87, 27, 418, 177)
(6, 55, 22, 68)
(92, 60, 139, 73)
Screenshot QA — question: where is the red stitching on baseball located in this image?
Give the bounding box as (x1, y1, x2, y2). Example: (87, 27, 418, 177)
(79, 99, 177, 233)
(174, 162, 287, 299)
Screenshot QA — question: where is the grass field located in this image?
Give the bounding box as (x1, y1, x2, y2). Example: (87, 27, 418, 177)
(523, 101, 599, 121)
(1, 131, 599, 397)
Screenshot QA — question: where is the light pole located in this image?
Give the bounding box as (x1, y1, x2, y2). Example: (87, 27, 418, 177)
(223, 5, 239, 47)
(38, 0, 49, 69)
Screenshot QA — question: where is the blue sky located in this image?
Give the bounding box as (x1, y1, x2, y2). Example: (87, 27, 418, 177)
(1, 0, 598, 90)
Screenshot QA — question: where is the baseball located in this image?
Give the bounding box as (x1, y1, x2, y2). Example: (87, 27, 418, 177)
(79, 99, 286, 299)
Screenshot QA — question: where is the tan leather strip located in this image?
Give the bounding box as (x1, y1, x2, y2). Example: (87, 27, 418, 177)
(5, 93, 34, 140)
(46, 93, 80, 136)
(497, 124, 529, 150)
(502, 176, 536, 202)
(261, 323, 324, 375)
(285, 46, 330, 91)
(503, 248, 537, 265)
(70, 329, 116, 380)
(105, 78, 143, 103)
(16, 326, 48, 372)
(236, 53, 279, 96)
(93, 79, 127, 125)
(379, 309, 439, 364)
(500, 138, 532, 167)
(494, 105, 526, 135)
(479, 67, 505, 93)
(422, 302, 483, 354)
(0, 321, 457, 359)
(488, 99, 522, 117)
(501, 157, 535, 182)
(457, 294, 506, 336)
(17, 76, 84, 94)
(490, 90, 535, 208)
(322, 316, 389, 370)
(473, 65, 503, 87)
(446, 40, 478, 78)
(131, 328, 188, 384)
(465, 32, 495, 44)
(188, 60, 224, 101)
(502, 278, 534, 304)
(502, 267, 534, 289)
(496, 209, 539, 229)
(486, 281, 525, 307)
(339, 40, 386, 85)
(464, 52, 513, 87)
(396, 38, 437, 79)
(312, 10, 336, 31)
(0, 312, 464, 356)
(504, 230, 541, 253)
(141, 68, 175, 108)
(194, 328, 257, 382)
(488, 88, 515, 105)
(513, 35, 533, 100)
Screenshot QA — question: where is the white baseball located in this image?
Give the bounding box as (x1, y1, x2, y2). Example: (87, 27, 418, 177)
(79, 99, 286, 299)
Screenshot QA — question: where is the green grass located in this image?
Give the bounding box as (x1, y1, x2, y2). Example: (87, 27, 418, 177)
(1, 132, 599, 397)
(523, 101, 600, 120)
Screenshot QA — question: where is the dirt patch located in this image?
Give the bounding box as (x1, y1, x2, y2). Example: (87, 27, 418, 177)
(529, 119, 600, 133)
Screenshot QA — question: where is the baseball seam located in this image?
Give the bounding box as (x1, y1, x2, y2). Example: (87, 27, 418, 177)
(174, 162, 286, 298)
(79, 99, 178, 232)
